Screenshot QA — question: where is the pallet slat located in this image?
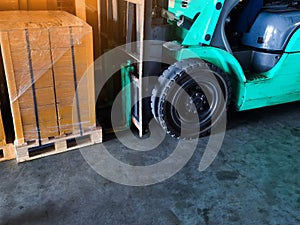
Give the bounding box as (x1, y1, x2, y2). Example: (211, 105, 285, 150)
(0, 144, 15, 162)
(15, 127, 102, 162)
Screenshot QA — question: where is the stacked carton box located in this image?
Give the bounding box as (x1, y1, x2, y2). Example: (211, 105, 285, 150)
(0, 11, 96, 149)
(0, 0, 100, 58)
(0, 0, 78, 13)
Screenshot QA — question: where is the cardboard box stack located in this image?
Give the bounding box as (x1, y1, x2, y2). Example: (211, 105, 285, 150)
(0, 11, 100, 162)
(0, 0, 79, 14)
(0, 0, 100, 58)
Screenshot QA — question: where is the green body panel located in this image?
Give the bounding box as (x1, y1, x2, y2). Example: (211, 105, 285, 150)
(240, 52, 300, 110)
(120, 61, 133, 128)
(168, 0, 224, 46)
(239, 28, 300, 110)
(284, 28, 300, 52)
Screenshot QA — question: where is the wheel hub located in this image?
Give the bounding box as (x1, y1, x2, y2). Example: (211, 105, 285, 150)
(185, 92, 208, 114)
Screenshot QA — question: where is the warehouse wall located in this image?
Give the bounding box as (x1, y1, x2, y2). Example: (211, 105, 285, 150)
(99, 0, 127, 52)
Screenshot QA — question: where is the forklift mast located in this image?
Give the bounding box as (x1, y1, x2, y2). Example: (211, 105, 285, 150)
(124, 0, 172, 137)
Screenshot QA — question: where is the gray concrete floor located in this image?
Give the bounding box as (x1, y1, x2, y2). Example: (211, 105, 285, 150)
(0, 102, 300, 225)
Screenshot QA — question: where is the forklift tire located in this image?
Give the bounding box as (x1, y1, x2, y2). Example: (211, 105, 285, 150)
(151, 58, 232, 138)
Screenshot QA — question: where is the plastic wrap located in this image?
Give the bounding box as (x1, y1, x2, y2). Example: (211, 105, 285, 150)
(0, 0, 74, 12)
(0, 0, 101, 57)
(0, 11, 95, 146)
(0, 1, 19, 10)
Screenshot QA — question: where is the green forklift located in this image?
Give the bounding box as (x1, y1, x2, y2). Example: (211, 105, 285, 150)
(121, 0, 300, 138)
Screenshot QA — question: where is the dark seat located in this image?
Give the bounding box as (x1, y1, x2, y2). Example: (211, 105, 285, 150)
(241, 9, 300, 51)
(234, 0, 264, 33)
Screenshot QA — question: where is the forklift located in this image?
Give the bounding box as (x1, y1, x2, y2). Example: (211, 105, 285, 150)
(121, 0, 300, 138)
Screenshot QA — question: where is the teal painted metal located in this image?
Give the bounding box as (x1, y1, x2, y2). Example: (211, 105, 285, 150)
(120, 60, 133, 128)
(238, 27, 300, 110)
(165, 0, 300, 112)
(168, 0, 225, 46)
(239, 51, 300, 110)
(284, 28, 300, 52)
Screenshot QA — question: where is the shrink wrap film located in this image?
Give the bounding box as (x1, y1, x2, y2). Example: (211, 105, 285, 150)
(0, 0, 100, 57)
(0, 11, 95, 146)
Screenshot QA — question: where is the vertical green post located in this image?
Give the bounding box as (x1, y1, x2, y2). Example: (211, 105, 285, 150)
(121, 60, 134, 128)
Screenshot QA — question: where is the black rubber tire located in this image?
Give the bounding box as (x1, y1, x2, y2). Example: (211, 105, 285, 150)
(151, 58, 232, 138)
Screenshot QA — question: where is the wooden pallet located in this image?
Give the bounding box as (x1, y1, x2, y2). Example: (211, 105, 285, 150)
(0, 143, 15, 162)
(15, 127, 102, 163)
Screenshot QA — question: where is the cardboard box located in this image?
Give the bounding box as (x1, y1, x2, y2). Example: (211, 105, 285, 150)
(0, 11, 95, 145)
(0, 0, 100, 58)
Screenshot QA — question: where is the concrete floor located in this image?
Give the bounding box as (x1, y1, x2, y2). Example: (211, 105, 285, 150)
(0, 102, 300, 225)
